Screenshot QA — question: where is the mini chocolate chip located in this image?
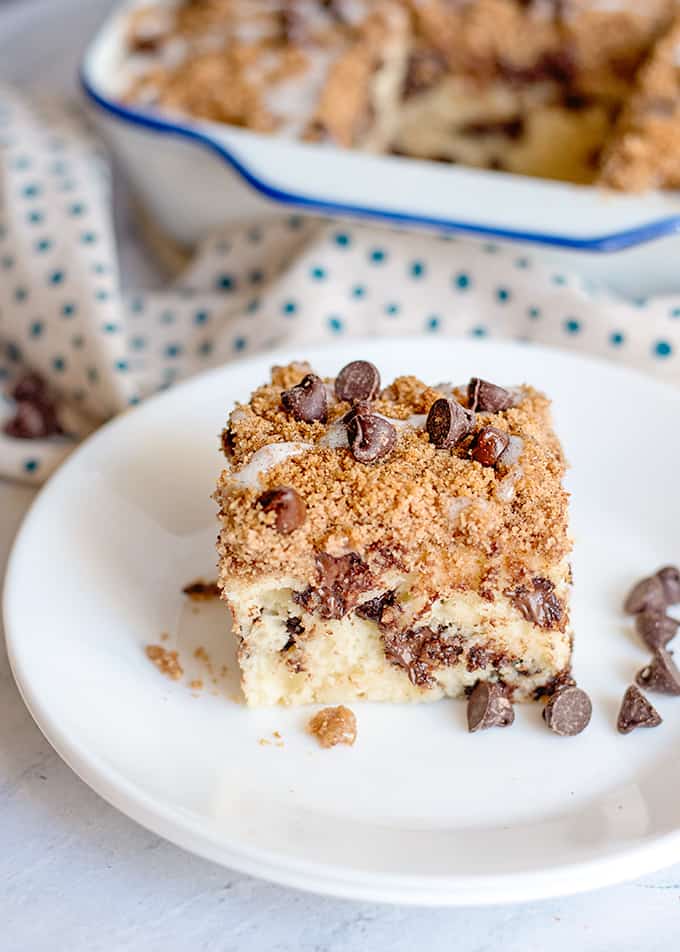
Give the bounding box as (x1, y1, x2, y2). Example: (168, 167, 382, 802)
(257, 486, 306, 534)
(635, 649, 680, 695)
(426, 397, 474, 448)
(543, 686, 592, 736)
(347, 412, 396, 463)
(617, 684, 662, 734)
(467, 378, 514, 413)
(658, 565, 680, 604)
(335, 360, 380, 403)
(623, 574, 666, 614)
(467, 681, 515, 732)
(470, 426, 510, 466)
(635, 610, 679, 652)
(281, 373, 328, 423)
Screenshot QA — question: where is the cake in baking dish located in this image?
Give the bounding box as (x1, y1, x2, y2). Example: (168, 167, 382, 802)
(122, 0, 679, 189)
(214, 359, 573, 707)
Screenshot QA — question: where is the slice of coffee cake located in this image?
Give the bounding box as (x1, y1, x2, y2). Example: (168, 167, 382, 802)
(215, 360, 573, 707)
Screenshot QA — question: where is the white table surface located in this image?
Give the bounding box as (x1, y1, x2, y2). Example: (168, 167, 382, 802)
(3, 0, 680, 947)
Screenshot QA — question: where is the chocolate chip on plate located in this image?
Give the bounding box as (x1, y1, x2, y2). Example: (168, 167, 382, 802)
(470, 426, 510, 466)
(635, 610, 679, 652)
(658, 565, 680, 604)
(347, 411, 396, 463)
(617, 684, 662, 734)
(623, 574, 666, 614)
(635, 649, 680, 695)
(543, 686, 592, 736)
(281, 373, 328, 423)
(467, 378, 514, 413)
(426, 397, 474, 448)
(257, 486, 307, 534)
(335, 360, 381, 403)
(467, 681, 515, 732)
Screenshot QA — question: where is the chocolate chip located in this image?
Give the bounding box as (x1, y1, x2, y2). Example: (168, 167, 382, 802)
(658, 565, 680, 604)
(402, 49, 447, 99)
(543, 686, 592, 736)
(470, 426, 510, 466)
(467, 681, 515, 732)
(617, 684, 662, 734)
(347, 412, 396, 463)
(335, 360, 381, 403)
(426, 397, 474, 448)
(355, 590, 395, 623)
(507, 577, 563, 629)
(294, 552, 373, 620)
(635, 610, 679, 652)
(257, 486, 306, 534)
(383, 626, 462, 687)
(281, 374, 328, 423)
(623, 574, 666, 614)
(467, 378, 514, 413)
(635, 649, 680, 695)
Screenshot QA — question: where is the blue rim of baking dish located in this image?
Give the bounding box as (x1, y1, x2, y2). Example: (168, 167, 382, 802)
(80, 67, 680, 253)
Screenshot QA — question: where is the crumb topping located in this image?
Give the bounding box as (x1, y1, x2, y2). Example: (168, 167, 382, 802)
(308, 705, 357, 747)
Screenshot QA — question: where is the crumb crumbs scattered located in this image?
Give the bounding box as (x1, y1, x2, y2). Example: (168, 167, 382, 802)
(258, 737, 271, 747)
(145, 644, 184, 680)
(183, 580, 220, 601)
(308, 705, 357, 749)
(273, 730, 282, 739)
(190, 679, 204, 690)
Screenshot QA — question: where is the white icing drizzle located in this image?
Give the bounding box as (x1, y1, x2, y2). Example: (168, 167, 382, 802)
(319, 422, 348, 449)
(230, 441, 313, 489)
(497, 466, 524, 503)
(499, 435, 524, 467)
(389, 413, 428, 431)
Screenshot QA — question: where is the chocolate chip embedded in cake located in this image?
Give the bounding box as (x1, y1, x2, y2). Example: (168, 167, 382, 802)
(214, 360, 574, 707)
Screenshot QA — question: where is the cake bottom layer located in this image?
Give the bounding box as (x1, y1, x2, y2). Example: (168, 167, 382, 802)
(225, 582, 572, 707)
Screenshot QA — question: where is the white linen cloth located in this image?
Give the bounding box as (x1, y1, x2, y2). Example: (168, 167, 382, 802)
(2, 85, 680, 483)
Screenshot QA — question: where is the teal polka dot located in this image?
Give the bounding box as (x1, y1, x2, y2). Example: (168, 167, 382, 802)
(287, 215, 304, 230)
(6, 343, 22, 362)
(23, 459, 39, 474)
(426, 315, 441, 332)
(69, 202, 85, 217)
(453, 273, 471, 290)
(633, 297, 647, 308)
(282, 300, 298, 316)
(49, 269, 65, 285)
(334, 232, 351, 248)
(2, 254, 14, 269)
(246, 298, 260, 314)
(80, 231, 97, 245)
(351, 284, 366, 299)
(369, 248, 387, 264)
(71, 334, 84, 349)
(670, 307, 680, 319)
(410, 261, 426, 279)
(13, 156, 30, 171)
(59, 180, 75, 193)
(27, 210, 44, 224)
(249, 269, 264, 285)
(328, 316, 344, 334)
(22, 183, 41, 199)
(29, 321, 44, 337)
(116, 359, 129, 372)
(14, 287, 28, 302)
(130, 336, 146, 351)
(609, 331, 625, 347)
(564, 318, 581, 334)
(216, 274, 235, 291)
(515, 257, 530, 269)
(198, 340, 213, 357)
(95, 290, 110, 302)
(385, 302, 400, 316)
(496, 287, 511, 303)
(552, 274, 567, 286)
(165, 343, 182, 358)
(128, 395, 141, 406)
(483, 243, 499, 254)
(52, 356, 66, 372)
(87, 367, 99, 384)
(528, 306, 541, 320)
(35, 238, 52, 253)
(654, 340, 673, 358)
(233, 337, 247, 352)
(50, 160, 67, 175)
(194, 310, 209, 325)
(61, 302, 76, 318)
(102, 323, 119, 334)
(310, 266, 327, 280)
(471, 326, 487, 337)
(129, 297, 145, 314)
(92, 263, 108, 275)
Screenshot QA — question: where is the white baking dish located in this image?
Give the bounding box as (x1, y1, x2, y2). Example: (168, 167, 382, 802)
(81, 0, 680, 296)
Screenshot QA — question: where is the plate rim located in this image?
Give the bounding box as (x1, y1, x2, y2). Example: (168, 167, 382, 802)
(6, 335, 680, 906)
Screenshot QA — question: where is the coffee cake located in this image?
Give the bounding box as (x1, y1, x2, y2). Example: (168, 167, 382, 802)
(122, 0, 679, 188)
(214, 360, 573, 707)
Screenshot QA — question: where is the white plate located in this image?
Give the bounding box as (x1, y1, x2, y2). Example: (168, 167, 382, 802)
(5, 337, 680, 906)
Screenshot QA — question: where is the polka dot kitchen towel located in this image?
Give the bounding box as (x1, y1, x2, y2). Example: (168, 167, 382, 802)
(2, 85, 680, 483)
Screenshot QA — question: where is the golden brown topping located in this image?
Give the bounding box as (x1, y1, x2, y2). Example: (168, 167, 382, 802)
(308, 705, 357, 748)
(145, 644, 184, 680)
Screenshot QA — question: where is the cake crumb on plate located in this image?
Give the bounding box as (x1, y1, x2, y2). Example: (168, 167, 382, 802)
(145, 644, 184, 680)
(308, 706, 357, 748)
